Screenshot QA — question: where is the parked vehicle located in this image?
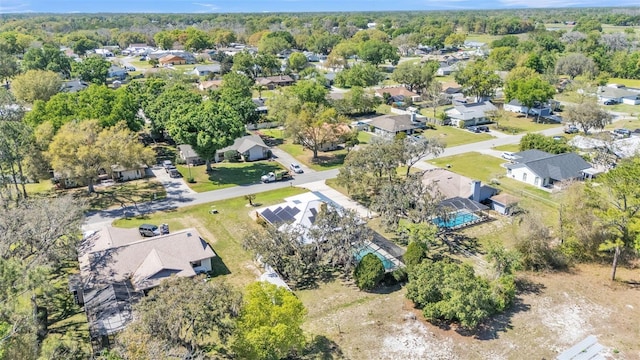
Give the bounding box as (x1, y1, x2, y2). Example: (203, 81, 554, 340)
(604, 99, 618, 105)
(290, 163, 303, 174)
(169, 169, 181, 178)
(467, 126, 480, 133)
(261, 170, 292, 183)
(501, 152, 517, 161)
(139, 224, 161, 237)
(477, 125, 490, 132)
(613, 128, 631, 137)
(564, 126, 579, 134)
(162, 160, 173, 168)
(165, 165, 177, 173)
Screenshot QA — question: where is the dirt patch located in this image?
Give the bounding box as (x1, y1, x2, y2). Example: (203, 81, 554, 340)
(298, 263, 640, 360)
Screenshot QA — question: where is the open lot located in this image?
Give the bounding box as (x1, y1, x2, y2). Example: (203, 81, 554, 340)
(493, 112, 561, 134)
(176, 161, 285, 193)
(422, 125, 494, 147)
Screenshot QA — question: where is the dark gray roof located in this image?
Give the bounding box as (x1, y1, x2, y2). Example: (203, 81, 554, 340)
(439, 196, 489, 212)
(507, 151, 592, 182)
(512, 149, 554, 163)
(84, 281, 143, 336)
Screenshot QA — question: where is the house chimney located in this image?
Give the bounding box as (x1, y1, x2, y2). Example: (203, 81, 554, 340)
(471, 180, 481, 202)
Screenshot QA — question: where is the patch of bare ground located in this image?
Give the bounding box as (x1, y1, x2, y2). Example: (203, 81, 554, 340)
(298, 263, 640, 360)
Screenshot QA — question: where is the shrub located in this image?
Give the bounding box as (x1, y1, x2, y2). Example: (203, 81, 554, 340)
(354, 253, 385, 291)
(404, 241, 428, 269)
(186, 177, 195, 183)
(224, 150, 241, 162)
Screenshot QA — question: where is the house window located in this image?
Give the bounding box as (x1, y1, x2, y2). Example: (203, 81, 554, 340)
(534, 177, 540, 185)
(522, 173, 527, 182)
(191, 260, 202, 267)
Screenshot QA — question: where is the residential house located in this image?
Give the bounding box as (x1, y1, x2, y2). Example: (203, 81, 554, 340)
(61, 79, 88, 93)
(255, 75, 295, 90)
(107, 66, 127, 80)
(94, 48, 114, 57)
(177, 144, 204, 165)
(305, 123, 352, 152)
(150, 50, 196, 64)
(503, 99, 552, 117)
(190, 63, 221, 77)
(198, 79, 223, 91)
(597, 85, 640, 105)
(504, 149, 594, 188)
(110, 164, 147, 182)
(436, 62, 458, 76)
(489, 193, 521, 216)
(216, 135, 270, 162)
(159, 54, 186, 66)
(375, 87, 422, 103)
(76, 227, 217, 347)
(368, 113, 425, 138)
(445, 101, 497, 128)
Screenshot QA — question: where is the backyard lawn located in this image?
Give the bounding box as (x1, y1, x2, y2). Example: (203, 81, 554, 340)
(112, 186, 307, 288)
(177, 161, 285, 193)
(494, 112, 561, 134)
(24, 180, 54, 194)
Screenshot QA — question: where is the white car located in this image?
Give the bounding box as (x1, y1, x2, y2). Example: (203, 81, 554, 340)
(501, 152, 517, 161)
(290, 163, 303, 174)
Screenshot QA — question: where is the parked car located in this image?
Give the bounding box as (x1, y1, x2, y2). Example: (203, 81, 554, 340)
(477, 125, 490, 132)
(501, 152, 517, 161)
(613, 128, 631, 137)
(139, 224, 160, 237)
(162, 160, 173, 168)
(604, 99, 618, 105)
(564, 126, 579, 134)
(165, 165, 177, 173)
(290, 163, 303, 174)
(169, 169, 181, 178)
(467, 126, 480, 133)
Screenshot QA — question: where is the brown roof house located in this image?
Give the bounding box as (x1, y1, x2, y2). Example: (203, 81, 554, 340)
(76, 227, 216, 343)
(255, 75, 295, 90)
(198, 79, 223, 91)
(159, 54, 186, 65)
(368, 113, 425, 138)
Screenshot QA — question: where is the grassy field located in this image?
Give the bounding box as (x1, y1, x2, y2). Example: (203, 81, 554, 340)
(24, 180, 54, 194)
(608, 77, 640, 88)
(493, 144, 520, 152)
(113, 186, 307, 288)
(605, 118, 640, 130)
(177, 161, 285, 193)
(422, 125, 493, 147)
(494, 112, 561, 134)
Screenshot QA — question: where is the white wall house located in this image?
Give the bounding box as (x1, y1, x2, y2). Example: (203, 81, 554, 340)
(597, 85, 640, 105)
(505, 150, 593, 189)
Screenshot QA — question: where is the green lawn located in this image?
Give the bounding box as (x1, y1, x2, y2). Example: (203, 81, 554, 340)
(376, 104, 392, 114)
(608, 78, 640, 88)
(357, 131, 374, 144)
(493, 144, 520, 152)
(177, 161, 286, 193)
(113, 186, 308, 288)
(605, 118, 640, 130)
(422, 125, 493, 147)
(494, 112, 561, 134)
(24, 180, 54, 194)
(608, 103, 640, 116)
(75, 179, 167, 211)
(427, 152, 558, 205)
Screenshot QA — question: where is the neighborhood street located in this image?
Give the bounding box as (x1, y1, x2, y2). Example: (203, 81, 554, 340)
(84, 111, 634, 228)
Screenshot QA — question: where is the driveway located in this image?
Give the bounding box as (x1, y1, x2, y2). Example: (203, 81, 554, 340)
(150, 166, 196, 198)
(270, 147, 315, 173)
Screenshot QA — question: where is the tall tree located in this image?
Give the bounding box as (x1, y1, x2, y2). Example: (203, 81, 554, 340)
(47, 120, 154, 193)
(10, 70, 62, 103)
(72, 56, 110, 85)
(285, 103, 348, 159)
(358, 39, 399, 65)
(115, 277, 241, 358)
(555, 53, 598, 79)
(22, 44, 72, 78)
(585, 157, 640, 281)
(564, 101, 612, 134)
(454, 59, 502, 102)
(504, 75, 555, 119)
(0, 52, 19, 86)
(233, 282, 306, 360)
(0, 89, 31, 202)
(286, 52, 308, 73)
(391, 60, 439, 93)
(167, 100, 245, 171)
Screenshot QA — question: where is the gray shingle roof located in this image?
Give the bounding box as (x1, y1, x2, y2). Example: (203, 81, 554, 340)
(369, 114, 421, 133)
(507, 151, 592, 182)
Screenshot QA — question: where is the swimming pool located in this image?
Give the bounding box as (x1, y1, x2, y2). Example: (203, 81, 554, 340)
(355, 245, 397, 271)
(432, 210, 480, 229)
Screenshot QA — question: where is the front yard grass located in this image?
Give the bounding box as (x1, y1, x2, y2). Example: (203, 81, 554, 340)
(177, 161, 286, 193)
(493, 143, 520, 152)
(24, 180, 54, 194)
(423, 125, 493, 147)
(112, 186, 307, 288)
(494, 112, 561, 134)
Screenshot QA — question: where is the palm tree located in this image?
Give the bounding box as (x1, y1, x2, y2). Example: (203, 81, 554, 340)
(253, 84, 266, 99)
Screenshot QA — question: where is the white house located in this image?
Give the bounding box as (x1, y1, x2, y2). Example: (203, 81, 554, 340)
(504, 99, 552, 117)
(110, 164, 147, 181)
(445, 101, 497, 127)
(504, 150, 593, 188)
(368, 113, 425, 138)
(597, 85, 640, 105)
(190, 63, 221, 77)
(216, 135, 270, 162)
(94, 48, 114, 57)
(177, 144, 203, 165)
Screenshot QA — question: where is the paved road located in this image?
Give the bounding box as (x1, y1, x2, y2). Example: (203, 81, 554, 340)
(85, 109, 633, 228)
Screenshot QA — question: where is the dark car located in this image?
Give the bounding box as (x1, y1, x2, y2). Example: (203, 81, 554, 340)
(477, 125, 490, 132)
(139, 224, 160, 237)
(169, 169, 182, 178)
(604, 99, 617, 105)
(564, 126, 579, 134)
(467, 126, 480, 133)
(613, 128, 631, 137)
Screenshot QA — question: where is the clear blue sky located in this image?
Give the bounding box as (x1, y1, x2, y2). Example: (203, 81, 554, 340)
(1, 0, 637, 13)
